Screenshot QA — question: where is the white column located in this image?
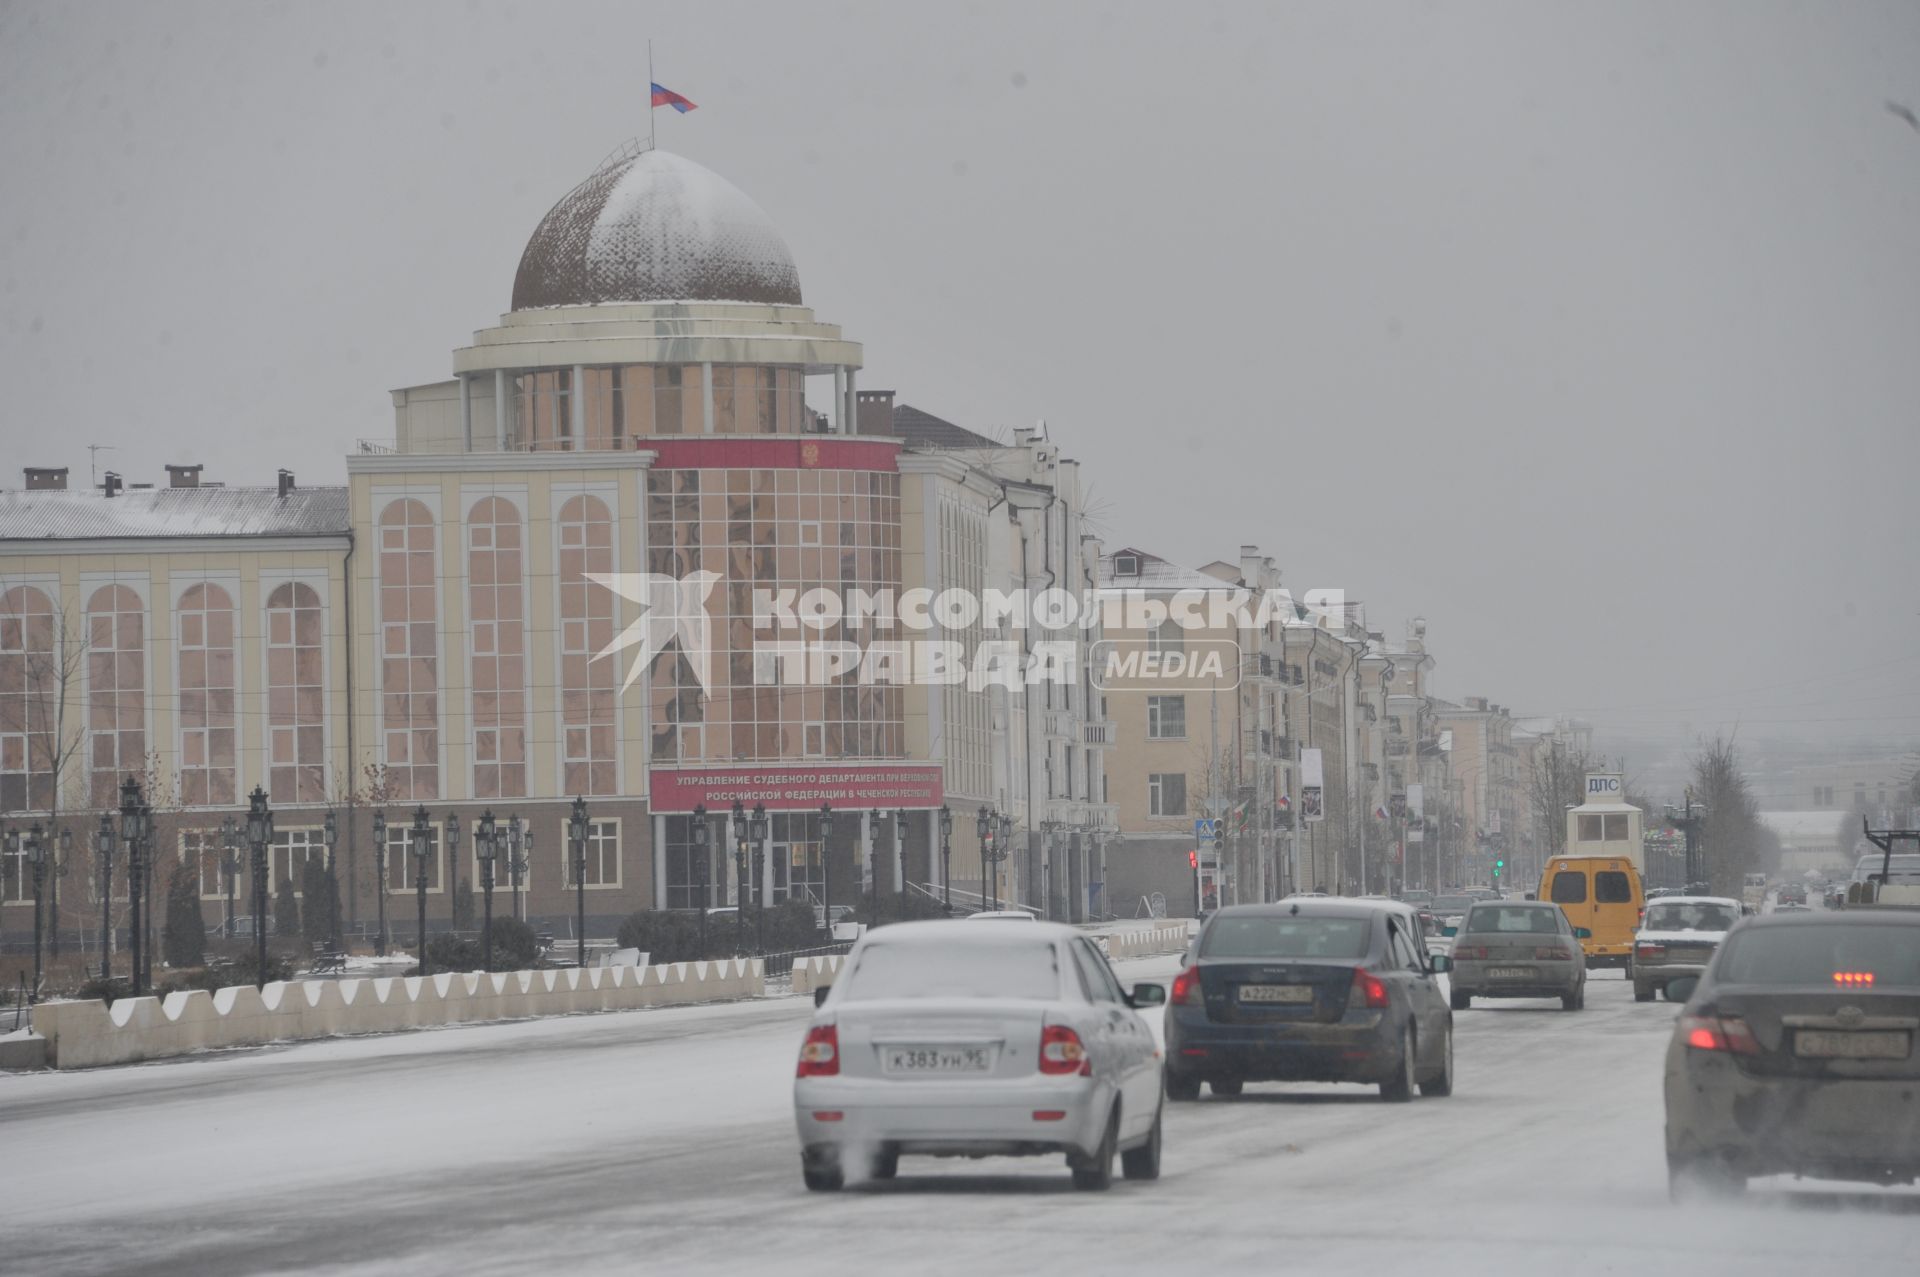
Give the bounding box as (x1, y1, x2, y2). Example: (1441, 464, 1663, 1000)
(892, 815, 904, 893)
(571, 364, 586, 447)
(494, 369, 508, 449)
(701, 362, 715, 434)
(653, 813, 668, 909)
(845, 368, 858, 436)
(459, 374, 471, 452)
(832, 367, 846, 434)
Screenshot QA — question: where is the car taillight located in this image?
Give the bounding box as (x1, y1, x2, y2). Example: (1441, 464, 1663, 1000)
(1170, 967, 1203, 1007)
(1455, 945, 1487, 959)
(1636, 942, 1665, 958)
(1039, 1024, 1092, 1076)
(796, 1024, 839, 1077)
(1351, 968, 1390, 1009)
(1833, 971, 1875, 987)
(1679, 1013, 1760, 1055)
(1534, 945, 1572, 960)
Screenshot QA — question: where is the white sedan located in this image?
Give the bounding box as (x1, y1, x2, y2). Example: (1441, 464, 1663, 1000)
(793, 920, 1167, 1191)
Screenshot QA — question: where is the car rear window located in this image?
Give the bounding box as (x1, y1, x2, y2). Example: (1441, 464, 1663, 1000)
(1716, 923, 1920, 988)
(1645, 902, 1738, 932)
(1434, 896, 1476, 913)
(839, 940, 1062, 1001)
(1202, 916, 1371, 960)
(1464, 906, 1563, 934)
(1595, 871, 1633, 903)
(1549, 872, 1588, 904)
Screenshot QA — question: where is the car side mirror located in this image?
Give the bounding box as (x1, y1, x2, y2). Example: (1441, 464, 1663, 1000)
(813, 985, 831, 1008)
(1129, 982, 1167, 1008)
(1573, 927, 1592, 940)
(1429, 953, 1453, 973)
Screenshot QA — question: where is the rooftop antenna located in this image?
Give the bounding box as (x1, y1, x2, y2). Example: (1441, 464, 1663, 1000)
(88, 444, 116, 490)
(649, 40, 657, 152)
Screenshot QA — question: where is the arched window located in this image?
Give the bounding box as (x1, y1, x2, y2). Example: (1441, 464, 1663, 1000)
(468, 497, 527, 798)
(266, 583, 326, 803)
(379, 499, 439, 799)
(0, 585, 56, 814)
(85, 585, 145, 807)
(557, 495, 617, 793)
(177, 583, 237, 806)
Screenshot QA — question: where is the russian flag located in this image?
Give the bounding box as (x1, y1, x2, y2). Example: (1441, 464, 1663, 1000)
(1277, 795, 1291, 810)
(651, 82, 697, 114)
(1375, 805, 1389, 821)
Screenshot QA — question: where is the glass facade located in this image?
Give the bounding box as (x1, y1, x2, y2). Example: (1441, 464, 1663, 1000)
(86, 584, 145, 808)
(0, 584, 54, 813)
(467, 496, 527, 799)
(378, 498, 440, 799)
(266, 582, 328, 804)
(557, 495, 618, 795)
(513, 364, 810, 450)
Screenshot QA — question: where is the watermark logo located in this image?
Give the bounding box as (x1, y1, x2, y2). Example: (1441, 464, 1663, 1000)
(588, 571, 722, 695)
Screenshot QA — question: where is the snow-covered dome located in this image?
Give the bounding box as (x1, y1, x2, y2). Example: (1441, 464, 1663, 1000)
(510, 147, 803, 310)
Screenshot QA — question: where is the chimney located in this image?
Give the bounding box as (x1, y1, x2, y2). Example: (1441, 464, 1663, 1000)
(1468, 696, 1488, 712)
(165, 463, 204, 489)
(1011, 426, 1037, 447)
(855, 389, 895, 437)
(23, 467, 68, 491)
(276, 469, 295, 498)
(101, 471, 123, 498)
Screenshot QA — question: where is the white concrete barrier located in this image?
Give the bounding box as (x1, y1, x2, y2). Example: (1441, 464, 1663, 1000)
(32, 958, 765, 1070)
(790, 954, 845, 997)
(1104, 923, 1193, 961)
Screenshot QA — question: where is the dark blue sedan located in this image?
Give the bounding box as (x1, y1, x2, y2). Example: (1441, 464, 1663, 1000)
(1163, 899, 1456, 1102)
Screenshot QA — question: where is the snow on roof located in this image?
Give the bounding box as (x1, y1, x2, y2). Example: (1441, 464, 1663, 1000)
(1098, 547, 1233, 591)
(889, 403, 1002, 450)
(0, 487, 350, 541)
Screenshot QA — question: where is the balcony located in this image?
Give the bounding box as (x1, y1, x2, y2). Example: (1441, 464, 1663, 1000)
(1082, 719, 1117, 749)
(1043, 709, 1077, 742)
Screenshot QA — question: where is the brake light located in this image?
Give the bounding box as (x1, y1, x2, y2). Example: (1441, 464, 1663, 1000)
(1455, 945, 1487, 960)
(1679, 1013, 1760, 1055)
(1170, 967, 1203, 1007)
(1039, 1024, 1092, 1076)
(796, 1024, 839, 1077)
(1535, 945, 1572, 961)
(1834, 971, 1875, 987)
(1636, 942, 1666, 959)
(1351, 967, 1391, 1009)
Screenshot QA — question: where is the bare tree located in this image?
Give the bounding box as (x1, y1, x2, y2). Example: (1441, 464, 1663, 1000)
(0, 595, 93, 958)
(1527, 738, 1597, 861)
(1690, 734, 1775, 894)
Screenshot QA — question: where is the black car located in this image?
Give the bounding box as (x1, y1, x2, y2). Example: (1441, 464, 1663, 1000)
(1164, 899, 1455, 1102)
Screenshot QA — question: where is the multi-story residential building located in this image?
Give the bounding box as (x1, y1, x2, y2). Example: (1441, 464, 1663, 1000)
(1432, 696, 1523, 889)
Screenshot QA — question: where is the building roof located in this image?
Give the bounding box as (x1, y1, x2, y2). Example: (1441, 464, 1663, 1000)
(0, 487, 350, 542)
(1098, 546, 1231, 591)
(888, 403, 1002, 450)
(511, 147, 803, 310)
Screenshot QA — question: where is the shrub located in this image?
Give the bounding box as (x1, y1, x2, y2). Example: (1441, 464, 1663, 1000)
(451, 877, 475, 929)
(273, 877, 302, 938)
(230, 951, 296, 985)
(486, 916, 541, 969)
(162, 864, 206, 970)
(74, 976, 131, 1005)
(616, 909, 709, 964)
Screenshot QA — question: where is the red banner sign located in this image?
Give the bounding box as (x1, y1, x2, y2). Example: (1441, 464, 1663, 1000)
(648, 765, 945, 813)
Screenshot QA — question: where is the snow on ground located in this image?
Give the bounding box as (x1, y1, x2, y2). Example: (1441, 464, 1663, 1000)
(0, 961, 1913, 1277)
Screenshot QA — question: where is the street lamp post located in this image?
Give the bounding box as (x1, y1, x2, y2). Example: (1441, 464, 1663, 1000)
(730, 798, 747, 952)
(139, 795, 155, 991)
(938, 805, 954, 913)
(52, 827, 70, 961)
(999, 813, 1014, 911)
(93, 814, 115, 982)
(220, 815, 239, 940)
(323, 810, 339, 950)
(476, 810, 497, 973)
(245, 786, 273, 990)
(506, 815, 525, 923)
(976, 807, 994, 913)
(567, 797, 589, 969)
(894, 808, 907, 913)
(409, 806, 432, 975)
(750, 802, 769, 954)
(818, 802, 835, 935)
(445, 813, 463, 930)
(690, 804, 709, 955)
(118, 777, 145, 996)
(868, 807, 882, 926)
(371, 811, 388, 958)
(6, 825, 48, 1001)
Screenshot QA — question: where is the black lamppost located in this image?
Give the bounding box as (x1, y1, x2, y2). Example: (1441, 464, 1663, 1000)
(998, 814, 1015, 912)
(245, 785, 273, 989)
(750, 801, 769, 954)
(323, 810, 339, 950)
(138, 794, 155, 990)
(476, 809, 497, 973)
(730, 798, 748, 952)
(409, 805, 432, 974)
(6, 824, 48, 1001)
(93, 814, 115, 982)
(48, 827, 69, 961)
(976, 806, 994, 913)
(371, 811, 389, 957)
(220, 815, 240, 940)
(567, 797, 589, 968)
(818, 802, 834, 934)
(690, 803, 709, 954)
(938, 804, 954, 913)
(446, 812, 463, 929)
(118, 777, 145, 995)
(894, 808, 907, 912)
(868, 807, 883, 926)
(506, 815, 526, 923)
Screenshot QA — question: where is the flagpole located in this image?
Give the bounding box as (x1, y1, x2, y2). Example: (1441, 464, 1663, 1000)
(648, 40, 656, 150)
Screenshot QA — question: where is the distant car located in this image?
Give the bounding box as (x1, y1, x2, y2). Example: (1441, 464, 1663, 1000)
(794, 920, 1166, 1191)
(1162, 899, 1454, 1102)
(1776, 883, 1808, 908)
(1399, 890, 1433, 908)
(1431, 894, 1478, 937)
(966, 910, 1037, 922)
(1449, 900, 1587, 1011)
(1663, 910, 1920, 1199)
(1632, 896, 1740, 1003)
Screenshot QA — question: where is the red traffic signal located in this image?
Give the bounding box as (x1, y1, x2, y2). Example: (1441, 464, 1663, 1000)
(1188, 850, 1198, 868)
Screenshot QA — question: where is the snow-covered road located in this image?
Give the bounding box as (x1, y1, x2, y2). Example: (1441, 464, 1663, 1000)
(1, 961, 1913, 1277)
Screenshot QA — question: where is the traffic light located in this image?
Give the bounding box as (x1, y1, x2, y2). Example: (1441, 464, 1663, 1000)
(1493, 858, 1505, 879)
(1188, 850, 1198, 868)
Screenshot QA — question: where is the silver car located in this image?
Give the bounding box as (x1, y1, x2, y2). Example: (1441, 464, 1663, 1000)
(1632, 896, 1740, 1002)
(1447, 900, 1588, 1011)
(793, 920, 1166, 1191)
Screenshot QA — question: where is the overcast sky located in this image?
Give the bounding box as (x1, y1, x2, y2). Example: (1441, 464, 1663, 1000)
(2, 0, 1917, 762)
